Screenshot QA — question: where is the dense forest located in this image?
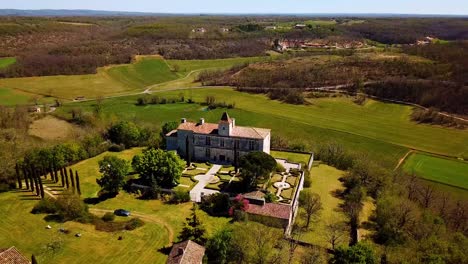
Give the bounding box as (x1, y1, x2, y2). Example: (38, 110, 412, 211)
(0, 17, 467, 77)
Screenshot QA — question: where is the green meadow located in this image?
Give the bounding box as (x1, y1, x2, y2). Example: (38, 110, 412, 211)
(56, 88, 468, 169)
(0, 56, 269, 100)
(0, 57, 16, 68)
(0, 147, 230, 264)
(403, 153, 468, 190)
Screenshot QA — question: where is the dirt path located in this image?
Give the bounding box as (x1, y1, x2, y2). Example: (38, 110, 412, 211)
(394, 149, 414, 171)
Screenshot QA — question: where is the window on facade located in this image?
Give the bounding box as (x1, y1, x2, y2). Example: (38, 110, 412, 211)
(220, 139, 224, 147)
(206, 137, 211, 146)
(249, 140, 255, 150)
(234, 140, 239, 149)
(205, 148, 210, 158)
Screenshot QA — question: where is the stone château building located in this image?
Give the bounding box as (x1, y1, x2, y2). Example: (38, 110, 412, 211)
(166, 112, 271, 164)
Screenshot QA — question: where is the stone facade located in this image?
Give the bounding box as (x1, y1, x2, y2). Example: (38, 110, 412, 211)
(166, 112, 271, 164)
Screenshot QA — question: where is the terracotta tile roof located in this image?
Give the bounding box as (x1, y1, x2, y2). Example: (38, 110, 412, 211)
(166, 129, 178, 137)
(177, 122, 270, 139)
(245, 203, 291, 220)
(0, 247, 30, 264)
(166, 240, 205, 264)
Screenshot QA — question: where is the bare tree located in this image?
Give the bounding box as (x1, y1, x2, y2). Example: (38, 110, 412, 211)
(325, 222, 347, 250)
(287, 226, 304, 264)
(419, 184, 435, 209)
(301, 246, 324, 264)
(299, 190, 323, 228)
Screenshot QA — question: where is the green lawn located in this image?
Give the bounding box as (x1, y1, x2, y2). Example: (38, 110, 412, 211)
(0, 87, 35, 106)
(0, 147, 231, 263)
(107, 56, 180, 88)
(403, 153, 468, 190)
(299, 163, 349, 248)
(56, 88, 468, 169)
(69, 148, 144, 198)
(271, 151, 311, 165)
(0, 57, 16, 68)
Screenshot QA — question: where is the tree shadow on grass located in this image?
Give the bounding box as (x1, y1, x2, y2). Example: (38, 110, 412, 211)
(84, 193, 117, 205)
(157, 245, 172, 255)
(44, 214, 64, 223)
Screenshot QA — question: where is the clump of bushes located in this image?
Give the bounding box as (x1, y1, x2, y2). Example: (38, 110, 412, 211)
(136, 94, 184, 106)
(275, 163, 286, 173)
(102, 212, 115, 222)
(411, 108, 465, 129)
(204, 95, 236, 110)
(170, 189, 190, 204)
(200, 193, 231, 216)
(31, 198, 58, 214)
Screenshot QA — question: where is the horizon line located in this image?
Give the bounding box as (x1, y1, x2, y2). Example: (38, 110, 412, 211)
(1, 9, 467, 17)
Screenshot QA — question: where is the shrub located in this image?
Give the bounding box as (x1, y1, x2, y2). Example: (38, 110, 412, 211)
(303, 170, 312, 188)
(170, 189, 190, 204)
(102, 212, 115, 222)
(200, 193, 231, 216)
(125, 218, 145, 230)
(264, 192, 278, 203)
(31, 198, 58, 214)
(275, 163, 286, 173)
(108, 143, 125, 152)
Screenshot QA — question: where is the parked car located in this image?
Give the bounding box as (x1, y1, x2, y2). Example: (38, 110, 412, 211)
(114, 209, 131, 217)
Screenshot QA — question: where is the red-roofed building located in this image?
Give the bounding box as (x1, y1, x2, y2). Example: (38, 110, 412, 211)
(0, 247, 30, 264)
(166, 112, 271, 164)
(245, 203, 292, 228)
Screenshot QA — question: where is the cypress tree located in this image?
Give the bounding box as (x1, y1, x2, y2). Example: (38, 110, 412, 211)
(22, 166, 30, 190)
(32, 254, 38, 264)
(69, 168, 75, 192)
(60, 168, 65, 187)
(29, 168, 35, 193)
(64, 168, 69, 189)
(75, 171, 81, 195)
(38, 175, 45, 199)
(32, 169, 40, 196)
(15, 163, 22, 189)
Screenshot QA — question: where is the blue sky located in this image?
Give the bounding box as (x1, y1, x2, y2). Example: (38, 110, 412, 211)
(2, 0, 468, 15)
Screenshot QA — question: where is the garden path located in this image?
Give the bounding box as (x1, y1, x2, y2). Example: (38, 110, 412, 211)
(190, 164, 222, 202)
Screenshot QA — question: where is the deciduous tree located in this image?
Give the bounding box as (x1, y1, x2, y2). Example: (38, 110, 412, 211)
(97, 156, 130, 195)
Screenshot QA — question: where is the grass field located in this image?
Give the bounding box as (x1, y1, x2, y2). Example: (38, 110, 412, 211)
(0, 57, 16, 68)
(0, 147, 230, 263)
(106, 56, 180, 89)
(271, 151, 311, 165)
(299, 163, 349, 248)
(28, 115, 81, 141)
(0, 56, 269, 101)
(402, 153, 468, 190)
(55, 88, 468, 169)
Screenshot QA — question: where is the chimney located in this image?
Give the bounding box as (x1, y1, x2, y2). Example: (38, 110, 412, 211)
(231, 118, 235, 127)
(200, 118, 205, 125)
(181, 118, 187, 124)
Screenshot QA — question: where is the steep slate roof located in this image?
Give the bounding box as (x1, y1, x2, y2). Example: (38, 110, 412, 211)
(219, 112, 232, 124)
(0, 247, 30, 264)
(166, 240, 205, 264)
(245, 203, 291, 220)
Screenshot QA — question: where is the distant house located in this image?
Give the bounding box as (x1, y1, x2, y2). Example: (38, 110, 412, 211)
(166, 240, 205, 264)
(265, 25, 277, 30)
(294, 24, 307, 29)
(166, 112, 271, 164)
(0, 247, 30, 264)
(192, 28, 206, 33)
(28, 106, 41, 113)
(220, 27, 229, 32)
